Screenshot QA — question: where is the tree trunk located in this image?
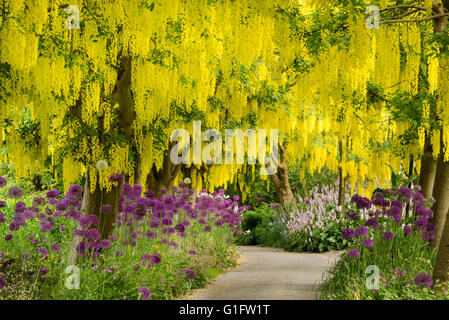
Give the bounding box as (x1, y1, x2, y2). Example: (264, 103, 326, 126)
(431, 146, 449, 247)
(270, 142, 295, 205)
(146, 145, 181, 197)
(68, 173, 121, 263)
(431, 0, 449, 286)
(82, 171, 122, 240)
(419, 134, 438, 200)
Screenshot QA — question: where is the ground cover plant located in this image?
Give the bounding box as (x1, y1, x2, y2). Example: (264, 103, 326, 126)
(236, 183, 353, 253)
(0, 176, 245, 300)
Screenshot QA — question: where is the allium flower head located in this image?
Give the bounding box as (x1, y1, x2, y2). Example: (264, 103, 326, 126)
(139, 287, 151, 300)
(382, 231, 394, 241)
(414, 272, 433, 288)
(46, 189, 60, 199)
(397, 187, 411, 200)
(365, 218, 379, 229)
(355, 226, 368, 237)
(348, 249, 360, 258)
(8, 186, 23, 199)
(341, 227, 355, 240)
(403, 225, 412, 236)
(68, 185, 83, 197)
(50, 243, 61, 252)
(362, 238, 374, 248)
(0, 176, 6, 188)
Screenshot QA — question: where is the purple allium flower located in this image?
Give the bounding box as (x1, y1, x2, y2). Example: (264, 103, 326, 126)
(22, 252, 30, 261)
(365, 218, 379, 229)
(412, 192, 425, 203)
(362, 238, 374, 248)
(88, 215, 99, 227)
(0, 201, 5, 208)
(5, 234, 12, 241)
(139, 287, 151, 300)
(348, 249, 360, 258)
(204, 225, 212, 232)
(413, 216, 428, 231)
(152, 253, 162, 264)
(397, 187, 411, 200)
(162, 218, 172, 226)
(68, 185, 83, 197)
(141, 254, 155, 267)
(0, 276, 5, 290)
(390, 200, 403, 209)
(346, 209, 361, 221)
(8, 186, 23, 199)
(403, 225, 412, 236)
(39, 268, 49, 276)
(350, 194, 360, 204)
(115, 250, 123, 256)
(85, 229, 100, 241)
(415, 205, 427, 217)
(46, 189, 60, 199)
(76, 241, 86, 255)
(0, 176, 6, 188)
(180, 269, 196, 279)
(50, 243, 61, 252)
(100, 239, 111, 249)
(421, 222, 435, 240)
(56, 198, 70, 211)
(382, 231, 394, 241)
(181, 219, 191, 227)
(188, 250, 197, 255)
(32, 196, 46, 206)
(175, 223, 185, 233)
(356, 197, 372, 210)
(38, 247, 48, 256)
(342, 227, 355, 240)
(0, 212, 5, 224)
(79, 216, 91, 228)
(414, 272, 433, 288)
(109, 173, 124, 183)
(145, 231, 157, 240)
(14, 201, 26, 213)
(355, 226, 368, 237)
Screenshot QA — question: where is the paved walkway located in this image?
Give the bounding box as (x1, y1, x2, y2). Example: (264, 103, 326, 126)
(183, 246, 342, 300)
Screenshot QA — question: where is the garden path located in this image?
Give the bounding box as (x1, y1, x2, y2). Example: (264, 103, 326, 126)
(183, 246, 342, 300)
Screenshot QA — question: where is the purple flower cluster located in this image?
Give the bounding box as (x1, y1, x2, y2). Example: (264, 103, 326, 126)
(413, 272, 433, 288)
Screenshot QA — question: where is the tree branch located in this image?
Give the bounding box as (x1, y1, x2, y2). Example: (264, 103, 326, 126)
(381, 12, 449, 24)
(379, 4, 428, 12)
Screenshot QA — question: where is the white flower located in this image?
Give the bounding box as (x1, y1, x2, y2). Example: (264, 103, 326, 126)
(184, 177, 191, 184)
(96, 160, 109, 170)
